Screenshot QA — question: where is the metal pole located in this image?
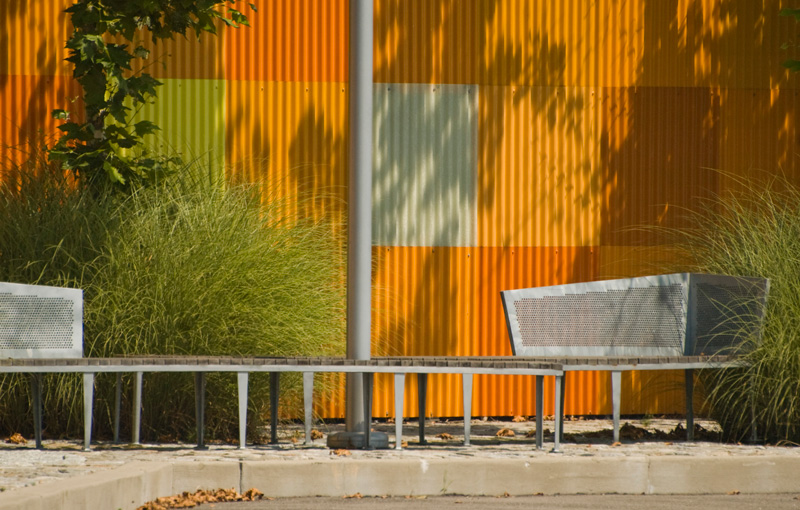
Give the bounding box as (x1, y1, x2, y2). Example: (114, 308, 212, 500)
(345, 0, 374, 434)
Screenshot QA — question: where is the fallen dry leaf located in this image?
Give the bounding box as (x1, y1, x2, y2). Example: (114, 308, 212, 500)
(436, 433, 454, 440)
(310, 429, 324, 440)
(496, 428, 515, 437)
(525, 429, 536, 438)
(401, 440, 409, 447)
(387, 417, 395, 424)
(534, 492, 544, 496)
(611, 441, 622, 447)
(727, 490, 741, 495)
(343, 493, 363, 499)
(512, 415, 527, 423)
(137, 488, 262, 510)
(331, 449, 351, 456)
(6, 433, 26, 445)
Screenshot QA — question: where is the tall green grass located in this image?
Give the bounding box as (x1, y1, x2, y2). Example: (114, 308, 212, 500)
(677, 174, 800, 444)
(0, 157, 345, 441)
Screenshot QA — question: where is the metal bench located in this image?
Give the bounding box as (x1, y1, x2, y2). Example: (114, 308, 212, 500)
(0, 282, 83, 448)
(501, 273, 770, 446)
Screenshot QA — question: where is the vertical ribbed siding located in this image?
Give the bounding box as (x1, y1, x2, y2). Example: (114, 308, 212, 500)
(372, 83, 477, 246)
(138, 79, 226, 170)
(132, 30, 225, 80)
(718, 88, 800, 191)
(0, 75, 82, 165)
(374, 0, 480, 84)
(478, 85, 601, 247)
(0, 0, 71, 77)
(224, 0, 348, 83)
(600, 87, 720, 246)
(6, 0, 800, 421)
(225, 80, 348, 223)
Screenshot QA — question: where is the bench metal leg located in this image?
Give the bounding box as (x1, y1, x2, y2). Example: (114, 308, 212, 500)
(194, 372, 206, 449)
(750, 377, 758, 443)
(394, 373, 405, 449)
(270, 372, 280, 444)
(685, 369, 694, 441)
(132, 372, 143, 445)
(417, 373, 428, 444)
(553, 374, 563, 453)
(611, 370, 621, 443)
(113, 373, 122, 444)
(362, 372, 374, 449)
(237, 372, 249, 449)
(303, 372, 314, 445)
(462, 373, 473, 446)
(535, 375, 544, 450)
(559, 374, 566, 443)
(30, 374, 43, 449)
(83, 372, 94, 451)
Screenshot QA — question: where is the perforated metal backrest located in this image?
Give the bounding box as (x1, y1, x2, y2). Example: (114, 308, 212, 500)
(501, 274, 769, 357)
(688, 275, 770, 356)
(0, 282, 83, 358)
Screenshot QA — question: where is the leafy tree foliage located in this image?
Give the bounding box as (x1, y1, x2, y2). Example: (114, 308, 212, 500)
(50, 1, 254, 187)
(780, 8, 800, 73)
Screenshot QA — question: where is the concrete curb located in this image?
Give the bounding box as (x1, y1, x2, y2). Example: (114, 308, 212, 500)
(2, 456, 799, 510)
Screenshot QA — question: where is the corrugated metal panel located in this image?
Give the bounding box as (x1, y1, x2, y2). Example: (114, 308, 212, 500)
(0, 75, 82, 166)
(718, 88, 800, 192)
(224, 0, 348, 83)
(138, 79, 226, 169)
(597, 246, 689, 281)
(374, 0, 480, 85)
(373, 83, 477, 247)
(130, 31, 225, 80)
(225, 80, 348, 223)
(477, 85, 601, 247)
(0, 0, 71, 77)
(600, 87, 720, 246)
(369, 245, 601, 417)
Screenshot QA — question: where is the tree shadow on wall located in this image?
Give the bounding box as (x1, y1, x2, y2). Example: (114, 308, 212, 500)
(372, 0, 592, 361)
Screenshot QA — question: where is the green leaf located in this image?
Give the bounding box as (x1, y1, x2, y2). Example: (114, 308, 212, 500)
(134, 120, 160, 137)
(249, 3, 258, 13)
(52, 109, 70, 120)
(783, 59, 800, 73)
(780, 8, 800, 21)
(133, 45, 151, 59)
(102, 161, 126, 184)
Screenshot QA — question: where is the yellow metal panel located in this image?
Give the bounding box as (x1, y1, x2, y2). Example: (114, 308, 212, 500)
(225, 80, 348, 224)
(374, 0, 480, 85)
(600, 87, 720, 246)
(477, 85, 602, 247)
(0, 0, 72, 77)
(129, 30, 225, 81)
(718, 88, 800, 191)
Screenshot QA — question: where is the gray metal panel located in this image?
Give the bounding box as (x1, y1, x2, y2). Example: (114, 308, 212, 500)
(501, 274, 690, 357)
(501, 273, 769, 358)
(0, 282, 83, 358)
(686, 274, 770, 356)
(372, 83, 478, 247)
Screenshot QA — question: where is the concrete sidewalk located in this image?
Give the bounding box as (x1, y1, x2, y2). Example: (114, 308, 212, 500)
(1, 418, 799, 510)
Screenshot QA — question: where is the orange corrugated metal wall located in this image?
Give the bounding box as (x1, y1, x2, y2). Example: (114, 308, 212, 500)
(2, 0, 799, 419)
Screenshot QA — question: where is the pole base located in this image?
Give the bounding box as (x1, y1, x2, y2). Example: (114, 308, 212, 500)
(327, 431, 389, 449)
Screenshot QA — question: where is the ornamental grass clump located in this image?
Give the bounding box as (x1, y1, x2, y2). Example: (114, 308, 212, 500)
(678, 174, 800, 444)
(0, 158, 345, 441)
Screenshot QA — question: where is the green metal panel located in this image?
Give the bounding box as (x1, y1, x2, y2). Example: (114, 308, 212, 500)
(137, 79, 227, 175)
